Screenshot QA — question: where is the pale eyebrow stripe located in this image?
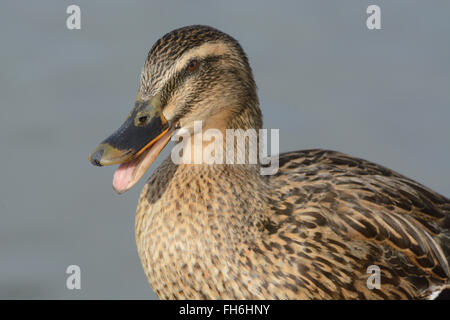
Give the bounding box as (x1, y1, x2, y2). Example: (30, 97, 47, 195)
(154, 41, 232, 93)
(172, 41, 231, 74)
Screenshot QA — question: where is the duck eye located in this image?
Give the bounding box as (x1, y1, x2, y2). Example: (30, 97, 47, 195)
(187, 60, 198, 71)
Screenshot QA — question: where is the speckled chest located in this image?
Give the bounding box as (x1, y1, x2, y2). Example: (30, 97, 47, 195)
(134, 160, 271, 299)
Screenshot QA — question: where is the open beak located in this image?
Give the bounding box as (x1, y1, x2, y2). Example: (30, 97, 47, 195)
(88, 94, 173, 194)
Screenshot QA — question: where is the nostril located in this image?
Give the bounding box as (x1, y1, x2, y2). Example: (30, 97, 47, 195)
(138, 115, 148, 124)
(90, 148, 104, 166)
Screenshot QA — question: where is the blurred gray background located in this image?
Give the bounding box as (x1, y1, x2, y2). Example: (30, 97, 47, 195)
(0, 0, 449, 299)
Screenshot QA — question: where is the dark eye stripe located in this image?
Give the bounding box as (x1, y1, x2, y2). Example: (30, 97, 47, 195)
(159, 54, 223, 113)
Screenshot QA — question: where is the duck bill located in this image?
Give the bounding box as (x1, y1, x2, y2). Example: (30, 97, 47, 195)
(89, 95, 173, 194)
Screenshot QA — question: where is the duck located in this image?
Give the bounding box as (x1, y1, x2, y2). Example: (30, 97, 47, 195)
(89, 25, 450, 299)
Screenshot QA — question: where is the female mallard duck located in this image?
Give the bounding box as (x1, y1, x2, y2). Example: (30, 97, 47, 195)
(89, 25, 450, 299)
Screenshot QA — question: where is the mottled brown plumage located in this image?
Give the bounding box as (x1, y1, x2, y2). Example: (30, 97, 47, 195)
(96, 25, 450, 299)
(137, 150, 450, 299)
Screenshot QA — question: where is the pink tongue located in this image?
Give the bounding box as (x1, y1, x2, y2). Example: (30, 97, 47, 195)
(113, 156, 140, 192)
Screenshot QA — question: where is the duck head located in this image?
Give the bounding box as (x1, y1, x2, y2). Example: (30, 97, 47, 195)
(89, 25, 261, 194)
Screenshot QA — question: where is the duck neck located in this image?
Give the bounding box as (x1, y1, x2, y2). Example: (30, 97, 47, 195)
(173, 161, 271, 241)
(226, 99, 262, 131)
(141, 101, 271, 245)
(174, 98, 264, 169)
